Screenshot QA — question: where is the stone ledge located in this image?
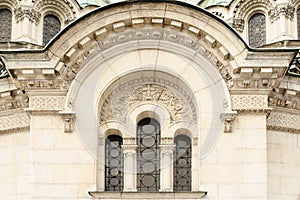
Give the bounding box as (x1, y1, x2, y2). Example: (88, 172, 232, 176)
(88, 191, 207, 199)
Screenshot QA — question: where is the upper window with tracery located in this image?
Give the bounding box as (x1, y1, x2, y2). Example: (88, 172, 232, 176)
(248, 13, 266, 48)
(174, 134, 191, 191)
(0, 9, 12, 42)
(137, 118, 160, 192)
(297, 9, 300, 39)
(43, 14, 61, 46)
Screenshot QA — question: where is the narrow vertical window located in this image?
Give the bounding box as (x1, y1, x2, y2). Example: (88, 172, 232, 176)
(43, 14, 61, 46)
(174, 135, 191, 191)
(137, 118, 160, 192)
(248, 13, 266, 47)
(0, 9, 12, 42)
(297, 9, 300, 39)
(105, 135, 123, 191)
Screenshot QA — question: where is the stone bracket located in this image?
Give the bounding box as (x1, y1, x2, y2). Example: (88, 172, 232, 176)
(59, 110, 75, 133)
(220, 111, 237, 133)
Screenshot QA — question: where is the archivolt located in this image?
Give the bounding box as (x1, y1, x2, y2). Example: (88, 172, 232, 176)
(58, 20, 235, 90)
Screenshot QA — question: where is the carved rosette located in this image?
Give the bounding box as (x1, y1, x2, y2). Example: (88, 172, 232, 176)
(99, 78, 197, 124)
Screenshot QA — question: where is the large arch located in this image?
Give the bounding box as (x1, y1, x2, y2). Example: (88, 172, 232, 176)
(43, 1, 247, 193)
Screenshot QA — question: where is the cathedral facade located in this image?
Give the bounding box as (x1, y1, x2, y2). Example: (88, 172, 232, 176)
(0, 0, 300, 199)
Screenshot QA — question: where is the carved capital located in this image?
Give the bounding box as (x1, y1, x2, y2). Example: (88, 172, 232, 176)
(123, 137, 136, 145)
(160, 144, 175, 152)
(220, 112, 237, 133)
(232, 18, 245, 32)
(14, 7, 41, 25)
(161, 137, 173, 145)
(122, 144, 137, 152)
(59, 110, 75, 133)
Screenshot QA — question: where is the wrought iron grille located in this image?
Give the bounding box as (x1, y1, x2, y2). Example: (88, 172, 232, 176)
(174, 135, 191, 191)
(0, 9, 12, 42)
(137, 118, 160, 192)
(43, 15, 61, 46)
(105, 135, 123, 191)
(248, 13, 266, 48)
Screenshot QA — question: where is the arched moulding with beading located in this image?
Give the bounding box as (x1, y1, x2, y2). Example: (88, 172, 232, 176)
(33, 0, 80, 25)
(232, 0, 275, 32)
(47, 1, 249, 94)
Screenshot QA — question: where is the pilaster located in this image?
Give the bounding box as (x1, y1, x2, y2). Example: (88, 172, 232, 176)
(160, 137, 175, 192)
(122, 137, 137, 192)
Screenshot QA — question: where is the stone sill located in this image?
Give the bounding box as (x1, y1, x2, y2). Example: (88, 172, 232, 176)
(88, 191, 207, 199)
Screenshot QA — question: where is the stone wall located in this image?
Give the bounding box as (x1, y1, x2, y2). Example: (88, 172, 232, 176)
(0, 131, 30, 200)
(267, 130, 300, 200)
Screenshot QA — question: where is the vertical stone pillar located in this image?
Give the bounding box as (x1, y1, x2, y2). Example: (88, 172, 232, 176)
(192, 136, 199, 191)
(122, 137, 137, 192)
(160, 137, 174, 192)
(96, 136, 105, 191)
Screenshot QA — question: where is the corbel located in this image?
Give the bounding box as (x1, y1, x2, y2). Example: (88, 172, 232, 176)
(59, 110, 75, 133)
(220, 111, 237, 133)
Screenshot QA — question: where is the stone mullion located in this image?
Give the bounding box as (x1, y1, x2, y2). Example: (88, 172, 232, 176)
(159, 144, 175, 192)
(122, 137, 137, 192)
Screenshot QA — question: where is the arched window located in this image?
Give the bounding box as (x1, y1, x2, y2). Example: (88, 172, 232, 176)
(297, 9, 300, 39)
(137, 118, 160, 192)
(105, 135, 123, 191)
(174, 135, 191, 191)
(0, 9, 12, 42)
(43, 14, 61, 46)
(248, 13, 266, 48)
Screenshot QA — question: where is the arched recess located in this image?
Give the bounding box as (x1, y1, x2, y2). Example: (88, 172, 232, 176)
(52, 1, 245, 192)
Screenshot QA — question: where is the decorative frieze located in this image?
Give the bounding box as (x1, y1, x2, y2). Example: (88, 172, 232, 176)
(267, 111, 300, 133)
(61, 20, 233, 89)
(0, 112, 29, 133)
(231, 95, 268, 111)
(29, 96, 65, 111)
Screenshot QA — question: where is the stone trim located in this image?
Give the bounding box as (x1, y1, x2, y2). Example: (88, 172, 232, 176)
(0, 112, 29, 133)
(60, 18, 233, 89)
(29, 96, 65, 111)
(88, 191, 207, 199)
(267, 111, 300, 133)
(231, 95, 268, 111)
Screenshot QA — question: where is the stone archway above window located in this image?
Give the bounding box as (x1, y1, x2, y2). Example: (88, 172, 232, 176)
(99, 75, 198, 125)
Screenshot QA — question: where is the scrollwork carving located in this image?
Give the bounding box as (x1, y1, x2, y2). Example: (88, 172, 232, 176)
(99, 78, 197, 124)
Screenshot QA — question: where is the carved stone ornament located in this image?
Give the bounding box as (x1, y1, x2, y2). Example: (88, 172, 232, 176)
(99, 77, 197, 124)
(59, 110, 75, 133)
(0, 57, 9, 79)
(220, 111, 237, 133)
(267, 111, 300, 133)
(287, 55, 300, 77)
(14, 7, 41, 25)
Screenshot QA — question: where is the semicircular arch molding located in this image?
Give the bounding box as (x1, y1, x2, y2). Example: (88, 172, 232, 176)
(33, 0, 78, 24)
(232, 0, 275, 31)
(48, 1, 248, 88)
